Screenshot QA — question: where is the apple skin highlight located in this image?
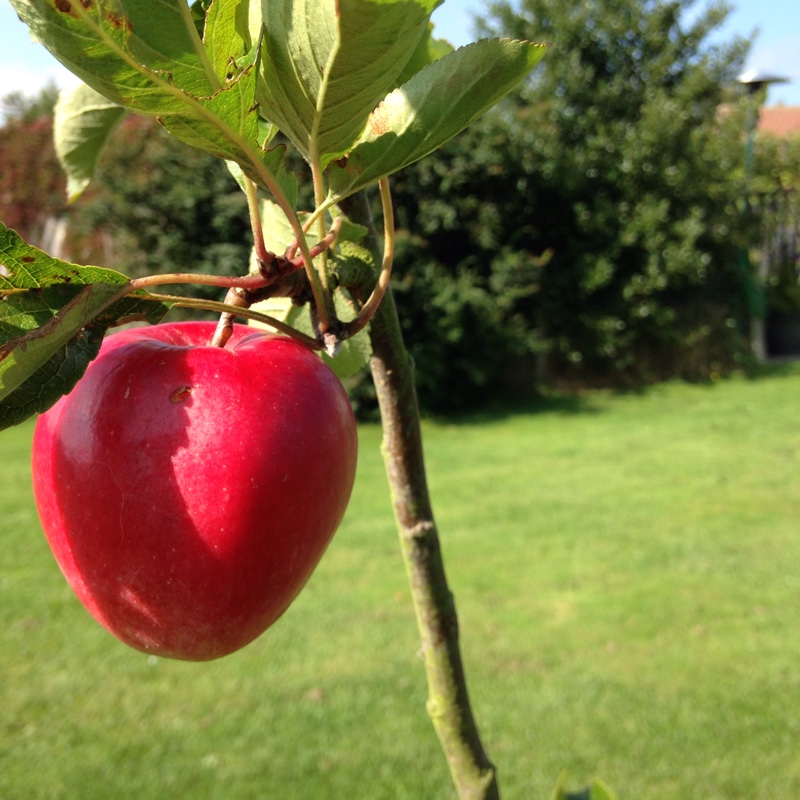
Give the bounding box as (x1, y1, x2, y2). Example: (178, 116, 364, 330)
(32, 322, 358, 661)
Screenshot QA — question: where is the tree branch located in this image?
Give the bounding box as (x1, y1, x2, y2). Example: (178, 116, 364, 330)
(345, 194, 499, 800)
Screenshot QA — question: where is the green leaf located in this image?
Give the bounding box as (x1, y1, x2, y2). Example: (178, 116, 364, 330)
(189, 0, 208, 38)
(0, 282, 126, 404)
(550, 773, 619, 800)
(0, 326, 105, 430)
(257, 0, 441, 166)
(54, 82, 127, 202)
(327, 38, 547, 201)
(157, 52, 256, 160)
(203, 0, 250, 85)
(587, 780, 619, 800)
(10, 0, 218, 113)
(268, 292, 372, 380)
(258, 199, 317, 256)
(0, 224, 170, 424)
(393, 22, 453, 89)
(11, 0, 292, 203)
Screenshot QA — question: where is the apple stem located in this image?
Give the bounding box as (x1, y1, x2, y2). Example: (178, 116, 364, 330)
(141, 291, 320, 349)
(209, 290, 244, 347)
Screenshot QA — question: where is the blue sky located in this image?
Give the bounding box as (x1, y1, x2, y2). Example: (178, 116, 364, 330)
(431, 0, 800, 105)
(1, 0, 799, 106)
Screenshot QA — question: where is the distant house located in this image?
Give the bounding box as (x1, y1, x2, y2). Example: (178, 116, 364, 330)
(754, 107, 800, 358)
(758, 106, 800, 138)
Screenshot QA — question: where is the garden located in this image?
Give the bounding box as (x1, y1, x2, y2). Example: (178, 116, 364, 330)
(2, 0, 799, 797)
(3, 366, 800, 798)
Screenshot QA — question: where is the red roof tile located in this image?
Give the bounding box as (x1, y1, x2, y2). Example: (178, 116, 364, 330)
(758, 107, 800, 138)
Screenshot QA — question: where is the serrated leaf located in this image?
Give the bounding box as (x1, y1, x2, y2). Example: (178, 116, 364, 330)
(327, 38, 546, 201)
(203, 0, 250, 84)
(158, 53, 257, 161)
(0, 326, 105, 430)
(394, 22, 453, 89)
(0, 282, 128, 405)
(11, 0, 292, 203)
(54, 82, 127, 202)
(257, 0, 441, 166)
(10, 0, 217, 113)
(0, 223, 171, 420)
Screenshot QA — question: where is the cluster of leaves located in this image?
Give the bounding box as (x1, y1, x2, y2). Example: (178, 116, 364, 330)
(1, 0, 543, 429)
(4, 0, 784, 418)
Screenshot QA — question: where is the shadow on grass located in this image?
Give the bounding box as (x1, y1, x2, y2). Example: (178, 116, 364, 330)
(423, 358, 800, 426)
(742, 357, 800, 381)
(423, 389, 603, 426)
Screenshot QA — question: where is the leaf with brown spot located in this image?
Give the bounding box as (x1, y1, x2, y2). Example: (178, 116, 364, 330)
(0, 222, 171, 427)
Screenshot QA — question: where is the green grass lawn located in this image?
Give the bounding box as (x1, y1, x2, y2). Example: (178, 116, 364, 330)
(2, 366, 800, 799)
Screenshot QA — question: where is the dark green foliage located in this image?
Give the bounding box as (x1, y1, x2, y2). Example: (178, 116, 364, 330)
(388, 119, 548, 412)
(0, 0, 770, 416)
(387, 0, 756, 409)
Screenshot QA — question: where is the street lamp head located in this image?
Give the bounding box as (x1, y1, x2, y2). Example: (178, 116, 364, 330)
(737, 69, 791, 95)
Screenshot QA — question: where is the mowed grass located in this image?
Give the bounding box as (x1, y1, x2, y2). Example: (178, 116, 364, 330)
(2, 365, 800, 799)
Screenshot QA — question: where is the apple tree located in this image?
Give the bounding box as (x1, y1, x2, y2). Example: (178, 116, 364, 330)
(0, 1, 549, 798)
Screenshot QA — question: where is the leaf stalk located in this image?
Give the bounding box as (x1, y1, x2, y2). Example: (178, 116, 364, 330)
(342, 177, 395, 338)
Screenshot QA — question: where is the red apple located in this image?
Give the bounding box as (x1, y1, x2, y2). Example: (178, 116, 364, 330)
(31, 321, 358, 661)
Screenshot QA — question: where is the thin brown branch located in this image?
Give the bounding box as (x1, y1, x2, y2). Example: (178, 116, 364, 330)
(244, 175, 270, 265)
(129, 218, 343, 295)
(369, 291, 499, 800)
(342, 177, 395, 339)
(284, 214, 344, 265)
(130, 272, 270, 292)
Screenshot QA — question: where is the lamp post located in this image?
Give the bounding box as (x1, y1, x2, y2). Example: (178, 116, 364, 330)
(736, 69, 790, 360)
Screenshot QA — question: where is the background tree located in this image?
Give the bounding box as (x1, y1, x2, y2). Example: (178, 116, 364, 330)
(0, 0, 771, 414)
(484, 0, 754, 381)
(0, 84, 64, 247)
(385, 0, 754, 408)
(68, 117, 252, 316)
